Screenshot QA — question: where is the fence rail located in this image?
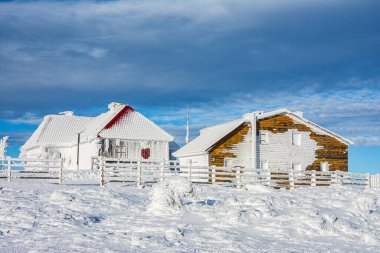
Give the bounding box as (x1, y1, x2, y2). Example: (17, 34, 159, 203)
(1, 156, 380, 189)
(0, 157, 64, 184)
(94, 157, 380, 189)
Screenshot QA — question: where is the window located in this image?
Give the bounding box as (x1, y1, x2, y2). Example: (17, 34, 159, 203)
(260, 131, 269, 144)
(293, 163, 302, 172)
(224, 158, 232, 168)
(292, 132, 301, 146)
(261, 161, 269, 170)
(320, 162, 329, 172)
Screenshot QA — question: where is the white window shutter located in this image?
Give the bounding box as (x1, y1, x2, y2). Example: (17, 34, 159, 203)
(292, 132, 301, 146)
(293, 163, 302, 172)
(261, 161, 269, 170)
(320, 162, 329, 172)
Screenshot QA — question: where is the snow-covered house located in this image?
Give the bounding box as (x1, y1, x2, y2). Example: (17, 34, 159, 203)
(21, 103, 174, 169)
(173, 109, 352, 173)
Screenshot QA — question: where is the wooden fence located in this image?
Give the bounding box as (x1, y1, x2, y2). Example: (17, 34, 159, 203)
(0, 157, 64, 184)
(1, 156, 379, 189)
(94, 157, 379, 189)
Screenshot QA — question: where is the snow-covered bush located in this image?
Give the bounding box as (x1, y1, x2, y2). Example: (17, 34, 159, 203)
(148, 176, 195, 214)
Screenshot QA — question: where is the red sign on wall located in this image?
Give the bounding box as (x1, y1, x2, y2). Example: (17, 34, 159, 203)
(141, 148, 151, 159)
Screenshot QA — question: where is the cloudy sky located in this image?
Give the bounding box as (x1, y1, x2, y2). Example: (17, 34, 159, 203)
(0, 0, 379, 173)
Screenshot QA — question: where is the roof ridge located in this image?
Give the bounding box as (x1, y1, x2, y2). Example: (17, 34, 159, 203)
(133, 110, 174, 140)
(200, 118, 245, 134)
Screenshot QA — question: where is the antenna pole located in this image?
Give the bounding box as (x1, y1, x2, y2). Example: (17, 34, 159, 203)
(186, 106, 190, 144)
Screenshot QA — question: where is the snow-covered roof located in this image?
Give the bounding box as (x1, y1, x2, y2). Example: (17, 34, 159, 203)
(22, 104, 173, 151)
(257, 109, 353, 145)
(173, 108, 353, 157)
(173, 119, 245, 157)
(95, 106, 174, 141)
(22, 115, 93, 150)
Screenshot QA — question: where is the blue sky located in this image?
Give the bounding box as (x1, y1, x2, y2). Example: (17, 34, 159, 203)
(0, 0, 379, 174)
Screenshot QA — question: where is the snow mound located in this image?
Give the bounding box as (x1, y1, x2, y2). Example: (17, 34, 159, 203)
(64, 169, 98, 181)
(148, 176, 195, 214)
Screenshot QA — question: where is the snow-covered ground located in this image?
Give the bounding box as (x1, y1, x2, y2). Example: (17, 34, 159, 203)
(0, 177, 379, 252)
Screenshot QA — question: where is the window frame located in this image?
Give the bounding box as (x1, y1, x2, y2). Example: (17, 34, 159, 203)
(320, 162, 329, 172)
(259, 131, 269, 145)
(261, 160, 269, 170)
(292, 132, 302, 146)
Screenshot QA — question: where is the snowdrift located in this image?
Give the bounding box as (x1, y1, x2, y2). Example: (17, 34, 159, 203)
(0, 181, 379, 252)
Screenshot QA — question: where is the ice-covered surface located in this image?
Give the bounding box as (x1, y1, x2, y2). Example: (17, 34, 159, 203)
(0, 178, 379, 252)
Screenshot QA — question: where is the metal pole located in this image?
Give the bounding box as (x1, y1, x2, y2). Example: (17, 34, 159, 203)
(76, 133, 80, 170)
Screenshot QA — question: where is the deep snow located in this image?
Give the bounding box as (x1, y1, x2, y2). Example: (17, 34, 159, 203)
(0, 178, 379, 252)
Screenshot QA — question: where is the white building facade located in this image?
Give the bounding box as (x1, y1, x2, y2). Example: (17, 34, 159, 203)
(21, 103, 174, 170)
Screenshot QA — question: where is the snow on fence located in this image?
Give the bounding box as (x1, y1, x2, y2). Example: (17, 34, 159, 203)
(0, 157, 64, 184)
(1, 156, 379, 190)
(94, 157, 379, 189)
(369, 174, 380, 188)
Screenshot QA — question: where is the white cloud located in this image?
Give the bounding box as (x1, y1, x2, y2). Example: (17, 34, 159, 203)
(152, 87, 380, 146)
(7, 113, 42, 125)
(89, 48, 108, 58)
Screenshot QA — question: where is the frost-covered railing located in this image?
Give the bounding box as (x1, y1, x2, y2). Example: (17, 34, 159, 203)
(95, 157, 379, 189)
(369, 174, 380, 188)
(0, 157, 64, 184)
(2, 156, 378, 189)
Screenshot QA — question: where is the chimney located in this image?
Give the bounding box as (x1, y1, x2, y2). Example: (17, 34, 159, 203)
(108, 102, 124, 111)
(58, 111, 74, 116)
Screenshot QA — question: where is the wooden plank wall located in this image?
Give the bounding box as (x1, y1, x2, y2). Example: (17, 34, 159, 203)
(258, 115, 348, 171)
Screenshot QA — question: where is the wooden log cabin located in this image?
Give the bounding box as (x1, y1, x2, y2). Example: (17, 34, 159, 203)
(173, 109, 352, 182)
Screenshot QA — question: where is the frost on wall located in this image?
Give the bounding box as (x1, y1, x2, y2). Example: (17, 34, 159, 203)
(257, 131, 318, 171)
(208, 124, 252, 168)
(257, 115, 348, 171)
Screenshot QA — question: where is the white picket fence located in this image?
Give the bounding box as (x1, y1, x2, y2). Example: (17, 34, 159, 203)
(369, 174, 380, 188)
(0, 157, 64, 184)
(1, 156, 380, 189)
(94, 157, 380, 189)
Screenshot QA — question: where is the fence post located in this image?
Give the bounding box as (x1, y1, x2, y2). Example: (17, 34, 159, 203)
(266, 169, 271, 187)
(366, 173, 370, 189)
(332, 171, 339, 185)
(160, 160, 165, 182)
(100, 157, 105, 188)
(189, 160, 192, 182)
(289, 169, 295, 190)
(7, 157, 11, 183)
(336, 170, 341, 185)
(311, 170, 316, 187)
(174, 161, 178, 176)
(212, 166, 216, 184)
(236, 167, 241, 188)
(59, 158, 64, 184)
(137, 160, 142, 187)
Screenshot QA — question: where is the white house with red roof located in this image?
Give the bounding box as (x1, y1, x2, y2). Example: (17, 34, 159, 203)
(20, 102, 174, 170)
